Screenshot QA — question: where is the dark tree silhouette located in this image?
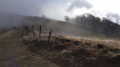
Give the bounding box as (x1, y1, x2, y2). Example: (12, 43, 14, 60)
(65, 16, 70, 23)
(74, 13, 120, 37)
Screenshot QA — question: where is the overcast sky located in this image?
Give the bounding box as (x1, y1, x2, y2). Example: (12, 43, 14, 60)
(0, 0, 120, 22)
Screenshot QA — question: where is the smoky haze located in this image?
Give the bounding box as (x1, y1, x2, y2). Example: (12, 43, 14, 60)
(0, 0, 120, 28)
(67, 0, 92, 11)
(0, 0, 43, 28)
(0, 0, 42, 16)
(0, 0, 94, 21)
(0, 13, 24, 28)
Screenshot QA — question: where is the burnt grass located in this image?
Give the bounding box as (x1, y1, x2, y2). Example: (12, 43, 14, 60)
(23, 36, 120, 67)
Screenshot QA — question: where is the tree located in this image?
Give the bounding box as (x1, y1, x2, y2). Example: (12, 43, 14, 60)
(64, 16, 69, 23)
(74, 13, 120, 37)
(42, 15, 45, 18)
(75, 15, 87, 28)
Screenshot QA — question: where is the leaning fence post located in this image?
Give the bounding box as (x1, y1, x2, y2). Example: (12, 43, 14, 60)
(39, 25, 41, 37)
(48, 30, 52, 42)
(32, 25, 35, 36)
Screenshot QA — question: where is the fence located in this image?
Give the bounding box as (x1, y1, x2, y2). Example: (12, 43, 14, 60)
(23, 25, 53, 42)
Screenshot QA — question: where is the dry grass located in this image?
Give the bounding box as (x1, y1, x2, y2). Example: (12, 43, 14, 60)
(64, 35, 120, 49)
(23, 35, 120, 67)
(0, 30, 120, 67)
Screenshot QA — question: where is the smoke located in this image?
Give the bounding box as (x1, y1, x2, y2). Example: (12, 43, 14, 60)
(0, 0, 43, 28)
(0, 0, 42, 16)
(67, 0, 92, 11)
(106, 13, 120, 24)
(66, 0, 120, 24)
(89, 10, 120, 24)
(0, 0, 120, 27)
(0, 13, 24, 28)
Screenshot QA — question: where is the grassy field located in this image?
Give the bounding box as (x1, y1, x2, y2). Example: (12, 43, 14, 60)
(23, 32, 120, 67)
(0, 30, 120, 67)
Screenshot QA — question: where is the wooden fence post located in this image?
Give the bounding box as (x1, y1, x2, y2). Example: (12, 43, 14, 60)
(32, 25, 35, 36)
(39, 25, 41, 37)
(48, 30, 52, 42)
(29, 27, 32, 36)
(24, 25, 29, 36)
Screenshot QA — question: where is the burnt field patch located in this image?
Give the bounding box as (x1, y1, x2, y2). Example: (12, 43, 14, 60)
(23, 36, 120, 67)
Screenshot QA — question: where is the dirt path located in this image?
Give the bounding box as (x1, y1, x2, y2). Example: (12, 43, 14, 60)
(0, 30, 59, 67)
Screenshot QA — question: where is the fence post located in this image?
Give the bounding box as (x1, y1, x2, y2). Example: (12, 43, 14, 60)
(24, 25, 29, 36)
(29, 27, 32, 36)
(48, 30, 52, 42)
(32, 25, 35, 36)
(23, 26, 25, 36)
(39, 25, 41, 37)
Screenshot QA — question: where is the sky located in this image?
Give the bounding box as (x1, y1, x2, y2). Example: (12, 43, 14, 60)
(0, 0, 120, 23)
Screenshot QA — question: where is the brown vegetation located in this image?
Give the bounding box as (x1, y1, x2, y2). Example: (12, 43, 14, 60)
(23, 35, 120, 67)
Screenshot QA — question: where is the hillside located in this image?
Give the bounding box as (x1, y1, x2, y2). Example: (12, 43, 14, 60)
(20, 15, 113, 40)
(0, 13, 120, 39)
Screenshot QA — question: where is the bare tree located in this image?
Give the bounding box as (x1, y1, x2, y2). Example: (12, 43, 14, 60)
(65, 16, 69, 23)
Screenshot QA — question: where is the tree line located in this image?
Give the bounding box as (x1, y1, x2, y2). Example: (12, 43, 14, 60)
(65, 13, 120, 37)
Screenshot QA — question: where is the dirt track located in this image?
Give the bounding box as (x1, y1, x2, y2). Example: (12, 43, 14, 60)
(0, 30, 59, 67)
